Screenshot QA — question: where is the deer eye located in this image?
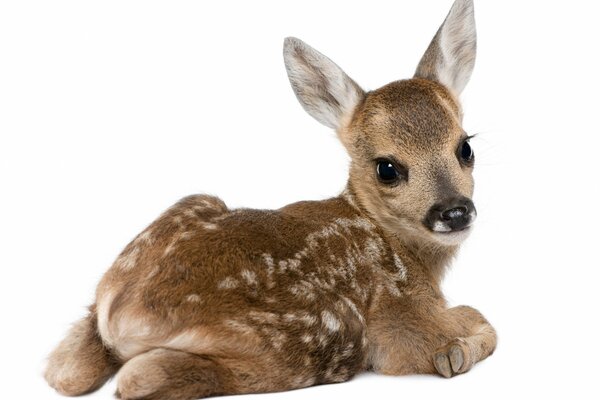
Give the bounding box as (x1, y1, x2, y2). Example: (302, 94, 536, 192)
(376, 160, 401, 184)
(459, 140, 474, 164)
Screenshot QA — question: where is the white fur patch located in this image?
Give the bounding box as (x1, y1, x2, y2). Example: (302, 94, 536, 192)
(200, 222, 218, 230)
(289, 281, 316, 301)
(135, 230, 153, 245)
(218, 277, 239, 289)
(340, 296, 365, 323)
(224, 319, 255, 335)
(117, 247, 140, 271)
(393, 253, 408, 281)
(186, 294, 201, 303)
(262, 253, 275, 268)
(240, 269, 257, 285)
(340, 188, 360, 210)
(163, 240, 177, 256)
(248, 311, 279, 324)
(301, 333, 314, 343)
(292, 375, 316, 389)
(321, 310, 341, 332)
(278, 258, 301, 273)
(270, 331, 286, 350)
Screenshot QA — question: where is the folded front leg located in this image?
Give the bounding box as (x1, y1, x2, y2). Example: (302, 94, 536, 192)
(433, 306, 497, 378)
(368, 304, 496, 378)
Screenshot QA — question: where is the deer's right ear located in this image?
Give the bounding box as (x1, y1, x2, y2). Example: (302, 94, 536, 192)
(284, 37, 365, 130)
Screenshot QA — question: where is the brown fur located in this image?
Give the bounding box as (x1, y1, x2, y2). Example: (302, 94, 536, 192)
(45, 1, 495, 399)
(45, 307, 119, 396)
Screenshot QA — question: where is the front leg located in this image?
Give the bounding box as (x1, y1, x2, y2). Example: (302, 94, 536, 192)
(432, 306, 497, 378)
(368, 304, 496, 378)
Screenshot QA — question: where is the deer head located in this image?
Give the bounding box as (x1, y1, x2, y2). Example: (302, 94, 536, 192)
(284, 0, 477, 248)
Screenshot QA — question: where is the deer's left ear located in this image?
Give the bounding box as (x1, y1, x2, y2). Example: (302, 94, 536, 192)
(414, 0, 476, 96)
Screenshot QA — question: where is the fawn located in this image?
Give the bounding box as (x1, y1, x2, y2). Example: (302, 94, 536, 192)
(45, 0, 496, 398)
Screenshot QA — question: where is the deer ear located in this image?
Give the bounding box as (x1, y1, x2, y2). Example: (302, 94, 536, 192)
(284, 37, 365, 129)
(414, 0, 477, 96)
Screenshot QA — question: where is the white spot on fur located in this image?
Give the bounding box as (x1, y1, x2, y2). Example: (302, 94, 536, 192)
(186, 294, 201, 303)
(317, 332, 329, 347)
(136, 230, 153, 245)
(270, 331, 286, 350)
(179, 231, 193, 240)
(248, 311, 279, 324)
(278, 259, 301, 273)
(325, 366, 349, 383)
(342, 343, 355, 358)
(194, 199, 216, 209)
(218, 277, 239, 289)
(282, 313, 297, 323)
(301, 333, 314, 343)
(364, 237, 383, 260)
(341, 188, 359, 210)
(172, 215, 184, 228)
(361, 335, 368, 348)
(241, 269, 257, 285)
(200, 222, 218, 230)
(393, 253, 408, 281)
(163, 240, 177, 256)
(292, 375, 316, 388)
(334, 217, 375, 232)
(340, 296, 365, 323)
(386, 283, 402, 297)
(262, 253, 275, 268)
(299, 313, 318, 326)
(261, 253, 276, 288)
(224, 320, 255, 335)
(289, 281, 316, 301)
(321, 310, 341, 332)
(183, 209, 197, 218)
(117, 247, 140, 271)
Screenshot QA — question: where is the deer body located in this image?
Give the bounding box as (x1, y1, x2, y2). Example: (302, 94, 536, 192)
(45, 1, 496, 399)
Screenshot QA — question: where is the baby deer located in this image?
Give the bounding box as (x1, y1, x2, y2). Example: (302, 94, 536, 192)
(45, 0, 496, 398)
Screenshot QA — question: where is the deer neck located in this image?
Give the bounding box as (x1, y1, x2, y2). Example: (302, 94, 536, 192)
(341, 183, 458, 286)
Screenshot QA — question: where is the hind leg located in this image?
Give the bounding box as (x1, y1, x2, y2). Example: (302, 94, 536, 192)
(45, 309, 119, 396)
(116, 349, 236, 400)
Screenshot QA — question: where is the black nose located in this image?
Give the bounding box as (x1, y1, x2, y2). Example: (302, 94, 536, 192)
(441, 206, 469, 221)
(424, 197, 476, 233)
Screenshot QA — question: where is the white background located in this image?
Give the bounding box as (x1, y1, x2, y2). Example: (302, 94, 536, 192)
(1, 0, 599, 398)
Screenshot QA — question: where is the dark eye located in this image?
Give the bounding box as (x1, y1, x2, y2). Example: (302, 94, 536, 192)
(459, 140, 474, 164)
(376, 160, 400, 184)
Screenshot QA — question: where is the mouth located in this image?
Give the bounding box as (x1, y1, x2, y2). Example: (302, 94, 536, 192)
(438, 225, 471, 234)
(431, 225, 473, 245)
